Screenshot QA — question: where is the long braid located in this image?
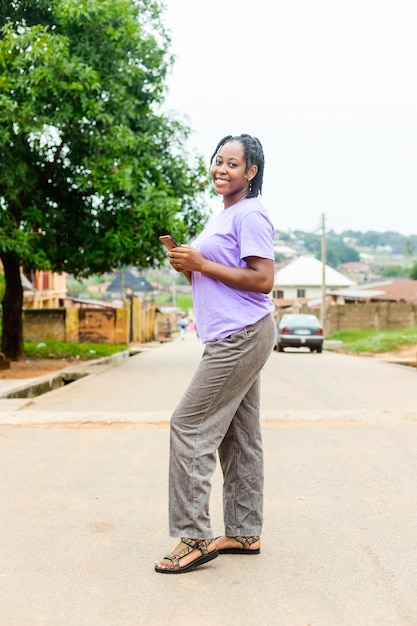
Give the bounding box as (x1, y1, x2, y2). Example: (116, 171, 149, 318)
(209, 133, 265, 198)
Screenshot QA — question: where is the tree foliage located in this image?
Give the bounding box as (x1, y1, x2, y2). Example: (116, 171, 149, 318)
(324, 239, 360, 268)
(341, 230, 417, 255)
(293, 231, 359, 268)
(0, 0, 211, 359)
(409, 262, 417, 280)
(380, 264, 408, 278)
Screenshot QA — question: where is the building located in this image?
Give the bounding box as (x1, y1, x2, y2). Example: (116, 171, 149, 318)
(106, 269, 156, 302)
(330, 278, 417, 304)
(273, 255, 354, 301)
(22, 270, 67, 308)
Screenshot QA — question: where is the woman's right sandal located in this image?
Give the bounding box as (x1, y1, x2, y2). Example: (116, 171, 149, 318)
(154, 537, 218, 574)
(217, 535, 261, 555)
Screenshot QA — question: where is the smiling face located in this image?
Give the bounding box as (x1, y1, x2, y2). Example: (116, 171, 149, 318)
(211, 140, 258, 208)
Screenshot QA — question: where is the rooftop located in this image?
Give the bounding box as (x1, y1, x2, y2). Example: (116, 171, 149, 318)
(275, 255, 354, 288)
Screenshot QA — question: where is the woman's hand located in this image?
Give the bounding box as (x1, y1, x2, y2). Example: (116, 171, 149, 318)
(168, 245, 204, 273)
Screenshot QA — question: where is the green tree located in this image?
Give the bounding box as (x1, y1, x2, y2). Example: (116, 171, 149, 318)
(301, 232, 321, 256)
(324, 239, 360, 268)
(303, 232, 359, 269)
(381, 265, 408, 278)
(0, 0, 210, 360)
(409, 261, 417, 280)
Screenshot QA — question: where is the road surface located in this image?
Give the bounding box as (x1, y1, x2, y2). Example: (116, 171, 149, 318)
(0, 336, 416, 625)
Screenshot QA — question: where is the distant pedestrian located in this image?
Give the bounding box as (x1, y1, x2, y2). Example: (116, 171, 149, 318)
(155, 133, 276, 574)
(178, 315, 188, 340)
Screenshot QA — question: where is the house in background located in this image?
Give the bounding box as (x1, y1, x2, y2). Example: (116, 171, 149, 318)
(21, 274, 37, 307)
(330, 278, 417, 304)
(22, 270, 67, 308)
(105, 268, 156, 303)
(337, 261, 371, 284)
(0, 261, 66, 310)
(273, 241, 298, 260)
(272, 255, 354, 302)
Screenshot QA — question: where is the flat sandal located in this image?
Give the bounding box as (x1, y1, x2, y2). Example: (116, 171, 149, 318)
(216, 535, 261, 555)
(154, 537, 218, 574)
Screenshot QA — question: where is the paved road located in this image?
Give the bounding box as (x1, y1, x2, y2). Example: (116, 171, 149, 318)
(1, 334, 417, 625)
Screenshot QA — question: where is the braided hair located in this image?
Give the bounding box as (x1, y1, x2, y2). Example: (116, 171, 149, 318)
(209, 133, 265, 198)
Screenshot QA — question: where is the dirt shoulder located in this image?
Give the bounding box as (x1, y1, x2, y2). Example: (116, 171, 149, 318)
(373, 343, 417, 366)
(0, 359, 75, 379)
(378, 344, 417, 360)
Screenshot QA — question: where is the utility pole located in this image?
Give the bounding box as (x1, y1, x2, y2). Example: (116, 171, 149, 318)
(120, 268, 125, 302)
(320, 213, 327, 329)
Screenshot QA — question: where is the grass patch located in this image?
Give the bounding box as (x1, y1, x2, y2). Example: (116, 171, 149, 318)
(155, 293, 194, 312)
(24, 340, 129, 360)
(328, 327, 417, 353)
(175, 294, 193, 312)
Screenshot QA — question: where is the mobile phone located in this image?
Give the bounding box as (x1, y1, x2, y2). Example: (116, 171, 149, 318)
(159, 235, 180, 250)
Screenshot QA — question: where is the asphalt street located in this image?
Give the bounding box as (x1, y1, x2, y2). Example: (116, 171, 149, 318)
(1, 333, 416, 625)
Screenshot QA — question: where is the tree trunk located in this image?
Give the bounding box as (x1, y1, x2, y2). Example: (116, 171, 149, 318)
(0, 252, 24, 361)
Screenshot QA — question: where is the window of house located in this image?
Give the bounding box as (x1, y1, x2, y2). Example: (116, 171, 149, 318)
(273, 289, 284, 299)
(297, 289, 306, 298)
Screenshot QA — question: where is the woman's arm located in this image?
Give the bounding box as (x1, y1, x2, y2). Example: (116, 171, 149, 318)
(168, 246, 274, 294)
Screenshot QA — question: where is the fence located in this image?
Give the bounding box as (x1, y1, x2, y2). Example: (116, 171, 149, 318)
(293, 301, 417, 336)
(22, 301, 417, 344)
(23, 298, 164, 344)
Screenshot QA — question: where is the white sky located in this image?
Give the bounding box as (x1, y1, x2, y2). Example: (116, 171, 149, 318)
(161, 0, 417, 236)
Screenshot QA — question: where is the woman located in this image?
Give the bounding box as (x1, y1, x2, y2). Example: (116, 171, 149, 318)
(155, 133, 277, 574)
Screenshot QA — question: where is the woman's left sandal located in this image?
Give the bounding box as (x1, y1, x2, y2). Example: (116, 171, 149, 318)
(154, 537, 218, 574)
(216, 535, 261, 555)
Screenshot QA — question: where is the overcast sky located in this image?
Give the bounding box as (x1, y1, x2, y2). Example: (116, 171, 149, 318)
(161, 0, 417, 236)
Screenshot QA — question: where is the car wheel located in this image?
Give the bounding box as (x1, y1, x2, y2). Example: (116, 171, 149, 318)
(317, 346, 322, 353)
(278, 345, 284, 352)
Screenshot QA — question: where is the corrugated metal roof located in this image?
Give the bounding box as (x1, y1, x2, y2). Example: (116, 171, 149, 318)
(331, 279, 417, 302)
(331, 288, 386, 298)
(106, 270, 156, 293)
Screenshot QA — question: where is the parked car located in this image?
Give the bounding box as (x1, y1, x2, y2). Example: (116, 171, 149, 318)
(275, 313, 324, 353)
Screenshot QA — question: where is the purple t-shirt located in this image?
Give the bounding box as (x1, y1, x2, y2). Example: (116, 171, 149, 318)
(191, 198, 275, 343)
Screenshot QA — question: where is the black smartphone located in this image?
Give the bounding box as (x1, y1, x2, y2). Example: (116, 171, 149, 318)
(159, 235, 180, 250)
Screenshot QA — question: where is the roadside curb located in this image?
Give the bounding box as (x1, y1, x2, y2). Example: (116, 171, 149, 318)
(0, 348, 133, 400)
(323, 339, 343, 351)
(2, 407, 417, 428)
